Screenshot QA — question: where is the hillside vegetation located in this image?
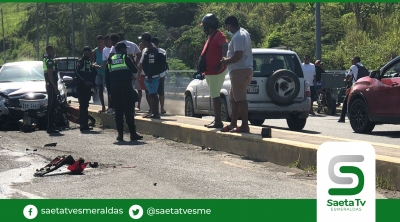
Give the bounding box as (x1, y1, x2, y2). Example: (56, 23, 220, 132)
(1, 3, 400, 70)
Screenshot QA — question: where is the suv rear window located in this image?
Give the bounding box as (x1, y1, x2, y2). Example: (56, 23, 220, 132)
(57, 59, 77, 71)
(252, 54, 304, 78)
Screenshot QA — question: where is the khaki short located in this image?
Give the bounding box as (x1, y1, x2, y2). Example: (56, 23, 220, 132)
(229, 68, 253, 102)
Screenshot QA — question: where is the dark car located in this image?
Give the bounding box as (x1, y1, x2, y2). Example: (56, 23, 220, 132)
(55, 57, 79, 98)
(347, 56, 400, 134)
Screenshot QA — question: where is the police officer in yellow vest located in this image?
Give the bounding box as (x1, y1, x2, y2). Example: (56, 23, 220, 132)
(75, 46, 96, 132)
(106, 41, 143, 141)
(43, 45, 60, 134)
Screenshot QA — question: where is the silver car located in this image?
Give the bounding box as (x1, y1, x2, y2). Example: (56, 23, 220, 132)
(184, 48, 311, 131)
(0, 61, 72, 128)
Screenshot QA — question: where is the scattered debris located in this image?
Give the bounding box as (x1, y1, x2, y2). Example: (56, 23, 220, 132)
(34, 155, 91, 177)
(261, 127, 272, 138)
(121, 166, 136, 169)
(33, 149, 37, 152)
(89, 162, 99, 168)
(207, 147, 212, 151)
(153, 183, 157, 186)
(34, 155, 75, 177)
(44, 143, 57, 147)
(201, 146, 206, 150)
(158, 137, 165, 140)
(25, 148, 29, 151)
(113, 166, 116, 168)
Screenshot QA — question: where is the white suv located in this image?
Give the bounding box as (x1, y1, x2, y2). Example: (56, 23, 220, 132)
(184, 48, 311, 131)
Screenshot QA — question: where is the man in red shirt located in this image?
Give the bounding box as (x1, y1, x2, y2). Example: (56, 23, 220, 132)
(199, 13, 228, 128)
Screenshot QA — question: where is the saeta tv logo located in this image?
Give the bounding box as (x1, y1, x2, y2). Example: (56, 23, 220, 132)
(317, 142, 375, 222)
(328, 155, 364, 196)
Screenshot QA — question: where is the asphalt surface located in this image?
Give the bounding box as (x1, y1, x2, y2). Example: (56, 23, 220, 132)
(102, 95, 399, 146)
(0, 125, 396, 199)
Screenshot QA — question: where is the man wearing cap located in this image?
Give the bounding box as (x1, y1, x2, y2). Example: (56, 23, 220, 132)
(75, 46, 96, 132)
(106, 41, 143, 141)
(198, 13, 228, 128)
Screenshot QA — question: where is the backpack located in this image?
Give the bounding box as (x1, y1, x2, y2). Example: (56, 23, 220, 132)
(142, 46, 167, 77)
(354, 64, 369, 81)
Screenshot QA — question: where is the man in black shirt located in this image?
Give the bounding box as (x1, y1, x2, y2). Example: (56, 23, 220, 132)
(43, 45, 60, 134)
(106, 42, 143, 141)
(75, 46, 96, 132)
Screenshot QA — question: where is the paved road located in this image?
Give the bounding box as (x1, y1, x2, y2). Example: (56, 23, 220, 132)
(0, 125, 394, 199)
(79, 94, 400, 146)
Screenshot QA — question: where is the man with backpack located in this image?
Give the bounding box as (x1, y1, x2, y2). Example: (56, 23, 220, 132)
(138, 32, 167, 119)
(338, 56, 369, 123)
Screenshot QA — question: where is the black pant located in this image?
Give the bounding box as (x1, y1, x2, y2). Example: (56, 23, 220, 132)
(340, 94, 348, 119)
(107, 90, 114, 109)
(112, 85, 137, 135)
(46, 83, 57, 129)
(77, 84, 92, 128)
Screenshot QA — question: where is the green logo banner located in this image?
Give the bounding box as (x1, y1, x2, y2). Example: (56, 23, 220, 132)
(0, 199, 397, 221)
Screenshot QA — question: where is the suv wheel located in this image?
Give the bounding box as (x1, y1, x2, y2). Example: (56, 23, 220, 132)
(249, 119, 264, 126)
(266, 70, 301, 106)
(185, 95, 200, 118)
(286, 115, 306, 131)
(221, 96, 230, 122)
(349, 99, 375, 134)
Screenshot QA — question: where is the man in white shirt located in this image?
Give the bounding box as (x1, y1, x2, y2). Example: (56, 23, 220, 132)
(220, 15, 253, 133)
(152, 37, 167, 114)
(338, 56, 363, 123)
(110, 33, 141, 63)
(302, 55, 316, 115)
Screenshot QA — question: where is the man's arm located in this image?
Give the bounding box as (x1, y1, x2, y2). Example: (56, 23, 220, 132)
(125, 55, 138, 74)
(221, 36, 244, 65)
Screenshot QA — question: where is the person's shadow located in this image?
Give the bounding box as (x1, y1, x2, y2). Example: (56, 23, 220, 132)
(113, 140, 147, 146)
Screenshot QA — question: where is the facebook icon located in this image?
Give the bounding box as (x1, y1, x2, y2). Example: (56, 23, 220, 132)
(23, 205, 38, 219)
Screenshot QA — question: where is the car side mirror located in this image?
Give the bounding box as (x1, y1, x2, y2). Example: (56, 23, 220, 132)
(62, 76, 73, 83)
(370, 70, 380, 79)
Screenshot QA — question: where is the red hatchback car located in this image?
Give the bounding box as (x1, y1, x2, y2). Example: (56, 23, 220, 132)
(347, 56, 400, 134)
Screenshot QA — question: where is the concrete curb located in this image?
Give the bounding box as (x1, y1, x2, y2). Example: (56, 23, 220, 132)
(89, 109, 400, 191)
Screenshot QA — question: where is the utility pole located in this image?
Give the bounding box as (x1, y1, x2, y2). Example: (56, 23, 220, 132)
(71, 3, 75, 57)
(315, 2, 321, 60)
(1, 8, 5, 63)
(45, 3, 49, 46)
(83, 3, 87, 46)
(36, 3, 40, 60)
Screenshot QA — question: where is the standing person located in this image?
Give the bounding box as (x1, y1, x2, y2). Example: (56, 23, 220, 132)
(197, 13, 228, 128)
(43, 45, 60, 134)
(105, 42, 143, 141)
(302, 55, 316, 115)
(75, 46, 96, 132)
(95, 34, 114, 114)
(338, 56, 368, 123)
(220, 15, 253, 133)
(138, 41, 151, 113)
(138, 32, 167, 119)
(134, 42, 144, 111)
(92, 35, 106, 112)
(314, 60, 325, 95)
(110, 32, 141, 63)
(151, 37, 169, 114)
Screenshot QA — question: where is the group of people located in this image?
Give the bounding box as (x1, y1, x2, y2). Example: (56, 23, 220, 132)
(301, 54, 368, 121)
(43, 12, 361, 140)
(196, 14, 254, 133)
(43, 32, 168, 141)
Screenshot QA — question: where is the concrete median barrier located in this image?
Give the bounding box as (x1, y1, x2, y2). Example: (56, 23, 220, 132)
(85, 105, 400, 191)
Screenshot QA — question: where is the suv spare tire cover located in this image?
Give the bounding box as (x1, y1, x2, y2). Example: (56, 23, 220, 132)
(266, 69, 300, 105)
